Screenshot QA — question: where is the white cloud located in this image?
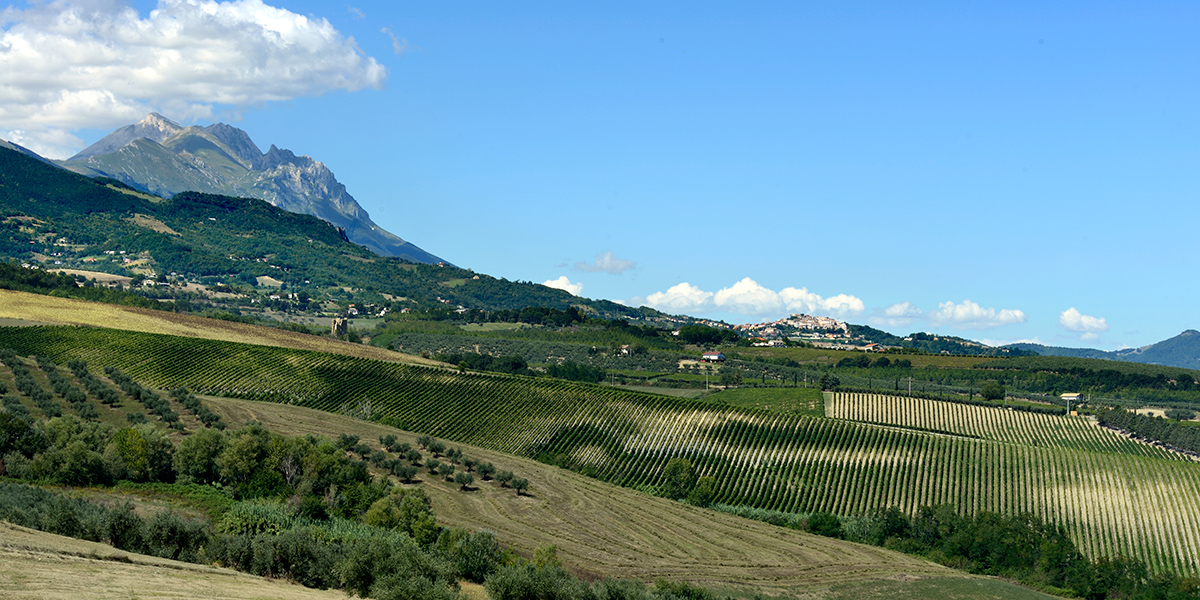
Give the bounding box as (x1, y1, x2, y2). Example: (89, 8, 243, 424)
(542, 276, 582, 296)
(642, 282, 714, 313)
(381, 27, 410, 56)
(714, 277, 784, 315)
(779, 287, 865, 318)
(0, 0, 387, 158)
(1059, 307, 1109, 333)
(869, 301, 924, 328)
(929, 299, 1026, 330)
(573, 251, 636, 275)
(638, 277, 864, 319)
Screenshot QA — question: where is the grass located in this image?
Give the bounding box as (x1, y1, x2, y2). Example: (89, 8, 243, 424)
(733, 346, 990, 369)
(458, 323, 532, 332)
(704, 386, 825, 416)
(202, 394, 1049, 599)
(0, 288, 444, 366)
(0, 521, 347, 600)
(7, 324, 1200, 575)
(604, 383, 708, 398)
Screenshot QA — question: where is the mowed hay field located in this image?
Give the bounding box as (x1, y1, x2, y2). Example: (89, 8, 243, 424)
(6, 324, 1200, 576)
(0, 289, 441, 366)
(0, 521, 347, 600)
(204, 395, 1054, 600)
(828, 392, 1200, 574)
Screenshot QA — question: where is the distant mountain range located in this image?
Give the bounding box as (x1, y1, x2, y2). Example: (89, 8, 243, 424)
(56, 113, 443, 264)
(1006, 330, 1200, 370)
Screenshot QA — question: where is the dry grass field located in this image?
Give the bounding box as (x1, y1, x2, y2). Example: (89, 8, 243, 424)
(0, 289, 443, 366)
(204, 396, 1054, 600)
(0, 521, 347, 600)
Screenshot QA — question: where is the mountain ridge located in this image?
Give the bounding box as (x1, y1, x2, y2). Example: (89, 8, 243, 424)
(1006, 329, 1200, 370)
(59, 114, 443, 264)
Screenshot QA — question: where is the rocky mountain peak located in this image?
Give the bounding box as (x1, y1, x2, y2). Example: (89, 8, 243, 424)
(70, 112, 183, 160)
(58, 114, 447, 265)
(202, 123, 263, 165)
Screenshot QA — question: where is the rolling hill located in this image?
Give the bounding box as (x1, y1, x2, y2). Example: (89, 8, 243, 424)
(0, 142, 656, 320)
(5, 319, 1200, 577)
(1008, 330, 1200, 370)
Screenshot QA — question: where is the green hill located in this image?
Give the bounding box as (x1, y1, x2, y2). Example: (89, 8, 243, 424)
(0, 144, 654, 320)
(6, 323, 1200, 578)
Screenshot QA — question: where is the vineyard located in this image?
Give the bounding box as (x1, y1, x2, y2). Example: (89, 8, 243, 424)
(6, 325, 1200, 575)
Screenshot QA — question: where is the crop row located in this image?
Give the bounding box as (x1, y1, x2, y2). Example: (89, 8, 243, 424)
(828, 392, 1182, 460)
(4, 326, 1200, 574)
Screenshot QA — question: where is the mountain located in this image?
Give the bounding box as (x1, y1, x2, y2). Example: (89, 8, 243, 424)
(0, 142, 659, 321)
(58, 114, 443, 264)
(1007, 330, 1200, 370)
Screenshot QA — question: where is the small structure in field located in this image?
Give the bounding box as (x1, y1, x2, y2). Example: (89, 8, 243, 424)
(701, 351, 725, 362)
(331, 317, 348, 337)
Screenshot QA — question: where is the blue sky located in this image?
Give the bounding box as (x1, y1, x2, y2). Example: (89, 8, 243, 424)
(1, 1, 1196, 350)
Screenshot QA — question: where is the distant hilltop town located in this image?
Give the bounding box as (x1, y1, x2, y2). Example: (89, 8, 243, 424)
(734, 313, 849, 340)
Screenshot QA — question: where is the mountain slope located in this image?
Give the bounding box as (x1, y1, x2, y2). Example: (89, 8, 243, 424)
(0, 143, 653, 319)
(59, 114, 443, 264)
(1007, 330, 1200, 370)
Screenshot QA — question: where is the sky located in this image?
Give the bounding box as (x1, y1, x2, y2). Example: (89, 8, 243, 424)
(1, 1, 1196, 350)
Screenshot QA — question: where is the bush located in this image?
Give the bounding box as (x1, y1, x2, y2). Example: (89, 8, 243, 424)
(105, 502, 145, 553)
(449, 529, 502, 583)
(337, 534, 456, 599)
(1165, 408, 1196, 421)
(485, 564, 589, 600)
(145, 510, 211, 561)
(805, 512, 843, 539)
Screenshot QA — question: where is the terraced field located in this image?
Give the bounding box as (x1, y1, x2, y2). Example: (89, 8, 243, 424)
(5, 325, 1200, 575)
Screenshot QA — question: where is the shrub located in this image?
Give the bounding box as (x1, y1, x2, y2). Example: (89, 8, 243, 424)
(105, 502, 145, 553)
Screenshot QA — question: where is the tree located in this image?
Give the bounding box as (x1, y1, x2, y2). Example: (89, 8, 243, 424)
(363, 488, 440, 546)
(476, 462, 496, 480)
(806, 512, 843, 539)
(661, 458, 695, 500)
(393, 464, 418, 484)
(718, 366, 742, 387)
(496, 470, 514, 488)
(173, 427, 225, 484)
(818, 372, 840, 391)
(425, 458, 441, 475)
(438, 463, 455, 481)
(981, 381, 1005, 401)
(511, 478, 529, 496)
(428, 440, 446, 457)
(454, 471, 474, 491)
(686, 476, 716, 506)
(216, 423, 270, 487)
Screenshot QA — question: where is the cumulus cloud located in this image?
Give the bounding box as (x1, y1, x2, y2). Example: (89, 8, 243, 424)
(714, 278, 784, 315)
(637, 277, 864, 319)
(542, 276, 583, 296)
(0, 0, 387, 158)
(929, 299, 1026, 330)
(641, 282, 714, 313)
(1060, 307, 1109, 334)
(573, 251, 636, 275)
(870, 301, 925, 328)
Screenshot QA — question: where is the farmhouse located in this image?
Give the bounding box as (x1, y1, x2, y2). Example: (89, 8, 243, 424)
(1060, 392, 1084, 403)
(701, 351, 725, 362)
